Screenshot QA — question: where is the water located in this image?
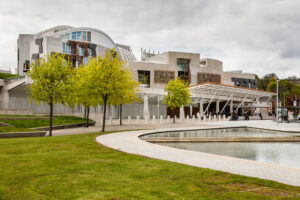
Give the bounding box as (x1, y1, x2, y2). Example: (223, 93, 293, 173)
(160, 142, 300, 169)
(141, 128, 300, 168)
(143, 127, 295, 138)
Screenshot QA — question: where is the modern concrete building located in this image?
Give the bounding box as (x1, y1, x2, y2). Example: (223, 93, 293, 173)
(17, 25, 136, 75)
(0, 25, 274, 119)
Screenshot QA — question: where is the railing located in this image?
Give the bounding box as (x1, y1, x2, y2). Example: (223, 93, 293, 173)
(4, 75, 26, 84)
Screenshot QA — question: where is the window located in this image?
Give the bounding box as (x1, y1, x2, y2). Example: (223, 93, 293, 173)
(88, 48, 93, 57)
(83, 57, 88, 65)
(177, 58, 190, 83)
(200, 60, 206, 65)
(154, 71, 174, 83)
(76, 32, 81, 40)
(82, 31, 86, 41)
(77, 45, 84, 56)
(72, 32, 76, 40)
(62, 42, 71, 54)
(197, 73, 221, 84)
(138, 70, 150, 85)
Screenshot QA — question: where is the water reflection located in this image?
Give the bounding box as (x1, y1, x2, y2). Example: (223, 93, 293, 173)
(143, 128, 294, 138)
(159, 142, 300, 169)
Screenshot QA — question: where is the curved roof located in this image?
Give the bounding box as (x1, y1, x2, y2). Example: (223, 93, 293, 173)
(52, 26, 116, 47)
(35, 25, 73, 38)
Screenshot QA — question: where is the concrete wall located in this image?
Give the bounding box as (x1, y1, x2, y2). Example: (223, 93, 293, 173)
(223, 71, 255, 86)
(17, 34, 34, 75)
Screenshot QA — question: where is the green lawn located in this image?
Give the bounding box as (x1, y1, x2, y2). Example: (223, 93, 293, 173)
(0, 127, 36, 133)
(0, 116, 88, 129)
(0, 72, 18, 79)
(0, 132, 299, 200)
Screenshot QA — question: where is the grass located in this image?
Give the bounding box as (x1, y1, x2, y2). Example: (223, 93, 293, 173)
(0, 72, 18, 79)
(0, 132, 299, 200)
(0, 127, 37, 133)
(0, 116, 88, 129)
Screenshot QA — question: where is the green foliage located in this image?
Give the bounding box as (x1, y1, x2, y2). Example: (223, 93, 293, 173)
(27, 53, 72, 105)
(80, 49, 139, 131)
(163, 78, 191, 110)
(256, 73, 278, 91)
(68, 64, 98, 108)
(267, 79, 300, 104)
(27, 53, 73, 136)
(0, 132, 299, 199)
(0, 72, 18, 79)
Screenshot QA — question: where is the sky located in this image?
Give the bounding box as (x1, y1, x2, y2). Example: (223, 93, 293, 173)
(0, 0, 300, 78)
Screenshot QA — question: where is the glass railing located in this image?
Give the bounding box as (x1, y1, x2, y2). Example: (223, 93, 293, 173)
(4, 75, 26, 84)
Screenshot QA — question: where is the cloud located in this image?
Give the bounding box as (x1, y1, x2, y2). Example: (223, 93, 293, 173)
(0, 0, 300, 78)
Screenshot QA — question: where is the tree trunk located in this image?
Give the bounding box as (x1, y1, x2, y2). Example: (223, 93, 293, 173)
(102, 95, 108, 132)
(84, 107, 87, 120)
(119, 104, 122, 125)
(49, 100, 53, 136)
(86, 106, 90, 128)
(173, 108, 176, 124)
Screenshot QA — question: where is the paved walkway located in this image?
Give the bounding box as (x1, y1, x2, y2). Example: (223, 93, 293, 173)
(95, 121, 300, 186)
(51, 119, 300, 136)
(50, 122, 222, 136)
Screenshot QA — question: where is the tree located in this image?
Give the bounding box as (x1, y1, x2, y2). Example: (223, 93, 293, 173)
(84, 49, 139, 132)
(70, 65, 98, 127)
(109, 68, 140, 125)
(256, 73, 278, 91)
(27, 53, 72, 136)
(163, 78, 191, 123)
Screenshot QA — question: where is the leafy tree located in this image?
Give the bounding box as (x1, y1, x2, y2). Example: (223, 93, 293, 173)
(163, 78, 191, 123)
(84, 50, 139, 132)
(27, 53, 72, 136)
(256, 73, 278, 91)
(69, 65, 98, 127)
(267, 79, 300, 106)
(109, 69, 140, 125)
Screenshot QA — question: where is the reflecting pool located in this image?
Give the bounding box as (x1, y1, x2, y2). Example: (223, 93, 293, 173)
(159, 142, 300, 169)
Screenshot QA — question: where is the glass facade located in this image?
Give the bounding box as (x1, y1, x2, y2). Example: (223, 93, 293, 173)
(177, 58, 190, 83)
(77, 45, 84, 56)
(197, 73, 221, 84)
(71, 32, 76, 40)
(138, 70, 150, 85)
(82, 31, 86, 41)
(62, 42, 71, 54)
(64, 31, 90, 41)
(154, 71, 174, 83)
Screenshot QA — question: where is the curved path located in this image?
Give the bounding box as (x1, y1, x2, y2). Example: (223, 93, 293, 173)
(96, 127, 300, 186)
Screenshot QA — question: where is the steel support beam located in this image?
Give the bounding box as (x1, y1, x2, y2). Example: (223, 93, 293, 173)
(220, 93, 234, 114)
(235, 94, 249, 113)
(204, 92, 216, 115)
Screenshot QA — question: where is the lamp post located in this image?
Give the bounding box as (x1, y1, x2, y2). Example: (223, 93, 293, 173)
(276, 78, 279, 125)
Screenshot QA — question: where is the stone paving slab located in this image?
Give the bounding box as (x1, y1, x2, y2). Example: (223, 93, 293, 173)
(96, 126, 300, 186)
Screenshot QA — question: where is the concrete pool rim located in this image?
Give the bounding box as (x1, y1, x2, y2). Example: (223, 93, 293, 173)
(96, 126, 300, 186)
(139, 126, 300, 143)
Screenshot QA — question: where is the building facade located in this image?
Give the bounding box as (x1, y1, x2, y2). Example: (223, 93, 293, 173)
(6, 25, 273, 120)
(17, 25, 136, 75)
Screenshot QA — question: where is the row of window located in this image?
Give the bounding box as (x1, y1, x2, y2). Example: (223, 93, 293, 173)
(59, 31, 91, 42)
(154, 71, 175, 83)
(138, 70, 175, 84)
(62, 43, 94, 57)
(138, 71, 222, 84)
(197, 73, 221, 84)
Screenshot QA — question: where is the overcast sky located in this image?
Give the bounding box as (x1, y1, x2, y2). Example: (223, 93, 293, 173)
(0, 0, 300, 78)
